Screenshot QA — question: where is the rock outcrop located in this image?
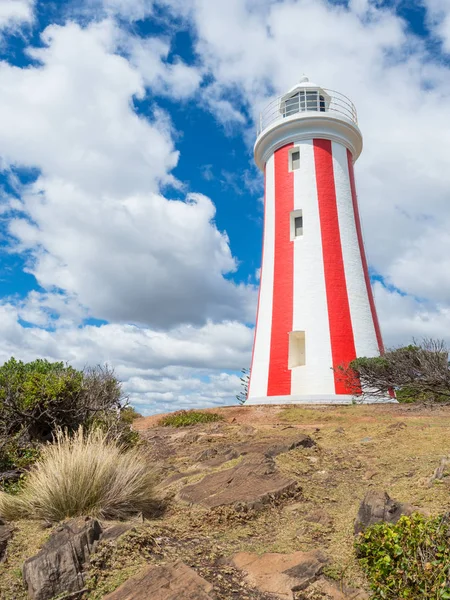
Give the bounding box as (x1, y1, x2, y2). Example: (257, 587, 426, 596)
(194, 434, 315, 468)
(428, 456, 450, 486)
(229, 550, 328, 598)
(23, 517, 102, 600)
(179, 453, 298, 509)
(305, 577, 369, 599)
(103, 560, 214, 600)
(354, 490, 418, 534)
(0, 518, 13, 563)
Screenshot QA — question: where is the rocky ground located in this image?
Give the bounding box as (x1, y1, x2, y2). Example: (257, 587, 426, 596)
(1, 402, 450, 599)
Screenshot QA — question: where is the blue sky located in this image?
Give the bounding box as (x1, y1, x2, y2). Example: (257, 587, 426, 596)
(0, 0, 450, 414)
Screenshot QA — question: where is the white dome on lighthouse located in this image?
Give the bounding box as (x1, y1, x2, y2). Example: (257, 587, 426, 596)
(280, 76, 332, 118)
(285, 75, 322, 93)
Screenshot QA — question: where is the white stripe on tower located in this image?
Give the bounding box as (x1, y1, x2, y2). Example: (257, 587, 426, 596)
(248, 154, 276, 398)
(331, 141, 379, 358)
(291, 140, 334, 395)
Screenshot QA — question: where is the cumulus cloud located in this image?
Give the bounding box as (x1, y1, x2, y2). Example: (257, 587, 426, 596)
(0, 300, 252, 414)
(124, 372, 242, 415)
(423, 0, 450, 53)
(374, 282, 450, 348)
(0, 19, 256, 329)
(0, 302, 252, 370)
(0, 20, 177, 195)
(123, 36, 203, 99)
(0, 0, 34, 30)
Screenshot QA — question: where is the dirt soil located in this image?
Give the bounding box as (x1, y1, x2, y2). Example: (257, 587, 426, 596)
(2, 403, 450, 599)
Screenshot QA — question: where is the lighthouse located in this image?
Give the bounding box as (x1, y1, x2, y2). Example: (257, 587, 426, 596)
(247, 77, 385, 404)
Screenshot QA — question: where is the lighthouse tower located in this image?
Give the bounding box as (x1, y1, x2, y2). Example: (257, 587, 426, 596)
(247, 77, 385, 404)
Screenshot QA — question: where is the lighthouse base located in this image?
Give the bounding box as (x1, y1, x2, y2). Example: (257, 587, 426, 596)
(245, 394, 396, 405)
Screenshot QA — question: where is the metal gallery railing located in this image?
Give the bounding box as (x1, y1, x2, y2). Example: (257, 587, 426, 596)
(257, 88, 358, 136)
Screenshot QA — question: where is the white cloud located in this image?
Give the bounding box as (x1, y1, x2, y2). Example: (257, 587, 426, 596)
(124, 36, 203, 99)
(375, 282, 450, 348)
(124, 372, 242, 415)
(423, 0, 450, 52)
(98, 0, 190, 22)
(0, 300, 251, 414)
(0, 0, 34, 30)
(0, 305, 252, 370)
(0, 20, 178, 195)
(0, 20, 256, 329)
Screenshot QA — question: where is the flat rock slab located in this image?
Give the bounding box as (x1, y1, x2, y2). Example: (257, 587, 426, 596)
(179, 454, 297, 508)
(230, 550, 328, 598)
(103, 560, 214, 600)
(23, 517, 102, 600)
(235, 434, 315, 458)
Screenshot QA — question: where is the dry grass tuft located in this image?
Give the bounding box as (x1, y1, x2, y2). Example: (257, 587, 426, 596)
(0, 427, 155, 522)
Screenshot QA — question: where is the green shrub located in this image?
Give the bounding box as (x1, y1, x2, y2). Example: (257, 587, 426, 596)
(356, 513, 450, 599)
(119, 406, 143, 424)
(0, 358, 136, 470)
(338, 340, 450, 402)
(0, 432, 40, 472)
(158, 410, 224, 427)
(0, 427, 155, 521)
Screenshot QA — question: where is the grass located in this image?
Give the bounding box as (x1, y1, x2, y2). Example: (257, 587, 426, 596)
(0, 427, 155, 522)
(158, 410, 224, 427)
(0, 520, 49, 600)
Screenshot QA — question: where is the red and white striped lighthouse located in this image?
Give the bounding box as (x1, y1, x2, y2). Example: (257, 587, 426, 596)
(247, 77, 385, 404)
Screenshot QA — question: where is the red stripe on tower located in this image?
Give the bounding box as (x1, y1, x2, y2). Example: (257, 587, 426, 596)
(347, 149, 385, 355)
(314, 139, 357, 394)
(267, 144, 293, 396)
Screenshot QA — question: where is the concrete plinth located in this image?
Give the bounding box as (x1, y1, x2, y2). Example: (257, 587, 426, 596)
(245, 394, 396, 405)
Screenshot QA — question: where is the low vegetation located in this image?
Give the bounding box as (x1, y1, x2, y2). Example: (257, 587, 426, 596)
(0, 358, 137, 476)
(337, 339, 450, 402)
(356, 513, 450, 599)
(158, 410, 224, 427)
(0, 427, 155, 521)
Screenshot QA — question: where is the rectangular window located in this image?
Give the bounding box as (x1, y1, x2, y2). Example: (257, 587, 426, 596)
(306, 90, 319, 111)
(291, 150, 300, 170)
(290, 209, 303, 239)
(289, 331, 306, 368)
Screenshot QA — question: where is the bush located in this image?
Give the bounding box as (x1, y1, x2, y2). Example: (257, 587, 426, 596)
(0, 358, 135, 471)
(158, 410, 224, 427)
(337, 339, 450, 402)
(356, 513, 450, 599)
(0, 427, 155, 521)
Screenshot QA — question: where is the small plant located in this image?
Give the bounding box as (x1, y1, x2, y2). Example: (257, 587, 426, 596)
(158, 410, 224, 427)
(0, 427, 155, 521)
(355, 513, 450, 599)
(236, 368, 250, 405)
